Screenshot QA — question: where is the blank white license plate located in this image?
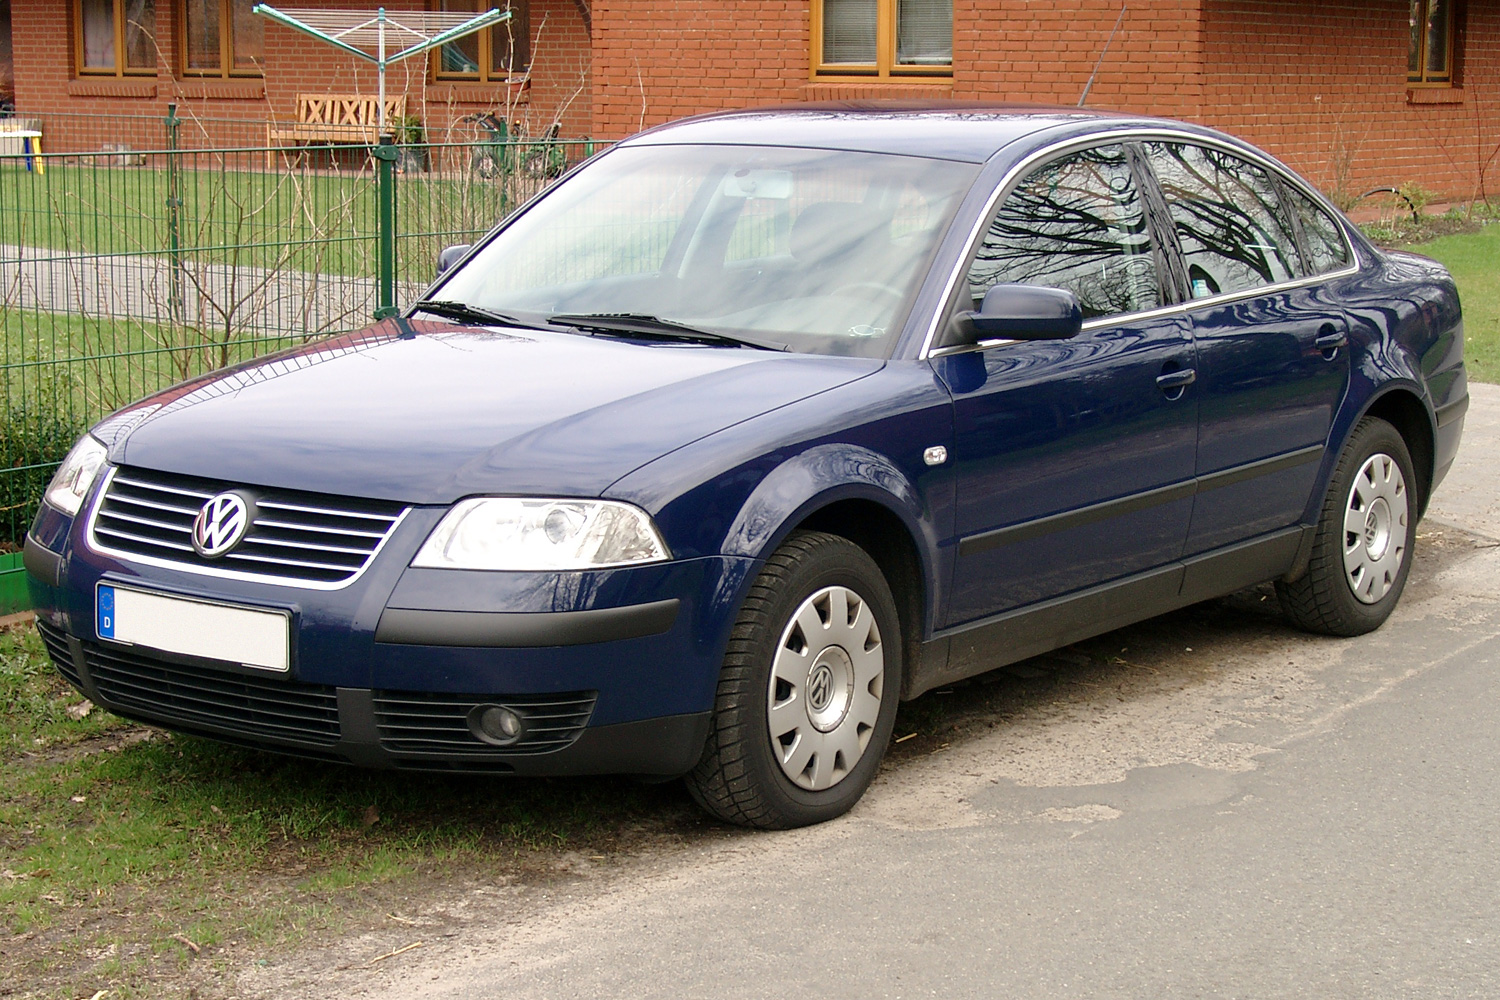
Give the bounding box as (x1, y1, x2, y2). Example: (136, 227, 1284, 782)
(96, 584, 290, 672)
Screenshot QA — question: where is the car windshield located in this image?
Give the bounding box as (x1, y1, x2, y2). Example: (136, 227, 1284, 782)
(433, 144, 980, 358)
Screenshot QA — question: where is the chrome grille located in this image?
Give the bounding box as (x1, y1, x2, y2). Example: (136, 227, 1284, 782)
(89, 466, 407, 587)
(373, 690, 597, 758)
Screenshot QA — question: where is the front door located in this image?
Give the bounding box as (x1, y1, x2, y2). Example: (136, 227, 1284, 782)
(934, 143, 1199, 626)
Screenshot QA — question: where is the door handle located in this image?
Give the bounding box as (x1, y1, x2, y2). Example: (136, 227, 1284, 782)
(1315, 330, 1348, 353)
(1156, 368, 1197, 391)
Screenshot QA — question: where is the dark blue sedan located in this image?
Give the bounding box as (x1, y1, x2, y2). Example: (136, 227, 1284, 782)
(25, 105, 1467, 828)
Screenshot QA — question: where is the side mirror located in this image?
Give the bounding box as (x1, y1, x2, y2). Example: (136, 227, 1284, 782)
(953, 284, 1083, 344)
(435, 244, 472, 280)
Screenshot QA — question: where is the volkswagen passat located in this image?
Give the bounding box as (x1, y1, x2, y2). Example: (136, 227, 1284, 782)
(26, 105, 1467, 828)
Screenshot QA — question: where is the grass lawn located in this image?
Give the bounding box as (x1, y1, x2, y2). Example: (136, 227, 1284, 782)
(0, 158, 536, 288)
(0, 619, 710, 999)
(1397, 221, 1500, 384)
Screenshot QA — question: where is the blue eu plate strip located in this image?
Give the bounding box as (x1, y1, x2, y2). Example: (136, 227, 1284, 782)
(97, 585, 116, 639)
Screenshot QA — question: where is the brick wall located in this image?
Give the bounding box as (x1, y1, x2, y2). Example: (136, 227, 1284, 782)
(590, 0, 810, 137)
(952, 0, 1204, 116)
(590, 0, 1500, 201)
(16, 0, 1497, 198)
(1200, 0, 1500, 203)
(11, 0, 592, 151)
(589, 1, 1205, 138)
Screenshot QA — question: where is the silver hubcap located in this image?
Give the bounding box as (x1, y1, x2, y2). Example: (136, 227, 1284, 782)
(1343, 452, 1408, 605)
(767, 585, 885, 791)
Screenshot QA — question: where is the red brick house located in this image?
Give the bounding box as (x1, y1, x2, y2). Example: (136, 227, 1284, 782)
(591, 0, 1500, 205)
(2, 1, 1497, 203)
(2, 1, 594, 149)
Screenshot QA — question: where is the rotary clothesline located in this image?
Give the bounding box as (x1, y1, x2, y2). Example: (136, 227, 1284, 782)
(251, 5, 512, 130)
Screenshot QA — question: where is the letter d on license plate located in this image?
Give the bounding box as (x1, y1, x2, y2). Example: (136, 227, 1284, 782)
(95, 584, 290, 672)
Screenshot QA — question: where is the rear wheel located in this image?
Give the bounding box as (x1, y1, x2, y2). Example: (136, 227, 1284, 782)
(686, 531, 901, 828)
(1278, 417, 1417, 636)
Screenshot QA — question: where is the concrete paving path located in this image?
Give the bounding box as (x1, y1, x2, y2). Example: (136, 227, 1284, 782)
(245, 383, 1500, 1000)
(0, 243, 423, 339)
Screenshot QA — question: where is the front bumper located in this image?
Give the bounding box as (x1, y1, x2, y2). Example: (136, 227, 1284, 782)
(27, 497, 755, 778)
(36, 612, 710, 775)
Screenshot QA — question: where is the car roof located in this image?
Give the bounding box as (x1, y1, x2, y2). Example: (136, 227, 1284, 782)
(620, 102, 1230, 164)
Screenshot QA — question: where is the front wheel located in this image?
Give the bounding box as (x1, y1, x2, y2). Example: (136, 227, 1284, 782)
(686, 531, 902, 829)
(1277, 416, 1417, 636)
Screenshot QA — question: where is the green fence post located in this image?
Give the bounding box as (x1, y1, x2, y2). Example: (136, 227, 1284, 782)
(373, 134, 399, 320)
(165, 103, 185, 324)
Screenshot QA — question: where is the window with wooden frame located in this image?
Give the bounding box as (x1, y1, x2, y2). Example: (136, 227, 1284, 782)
(1409, 0, 1457, 85)
(181, 0, 264, 77)
(812, 0, 952, 79)
(433, 0, 530, 82)
(76, 0, 156, 76)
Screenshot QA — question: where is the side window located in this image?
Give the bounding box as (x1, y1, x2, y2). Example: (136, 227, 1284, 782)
(1282, 184, 1351, 275)
(1144, 142, 1300, 299)
(967, 144, 1161, 321)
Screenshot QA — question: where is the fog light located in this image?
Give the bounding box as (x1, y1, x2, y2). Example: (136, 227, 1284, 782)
(468, 704, 526, 746)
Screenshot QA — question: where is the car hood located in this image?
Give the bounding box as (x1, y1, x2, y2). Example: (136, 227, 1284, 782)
(106, 319, 882, 504)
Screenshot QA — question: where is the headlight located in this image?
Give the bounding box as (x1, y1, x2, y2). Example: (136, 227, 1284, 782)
(412, 498, 671, 571)
(43, 434, 108, 517)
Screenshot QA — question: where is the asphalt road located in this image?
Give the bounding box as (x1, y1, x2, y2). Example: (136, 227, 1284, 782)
(249, 383, 1500, 1000)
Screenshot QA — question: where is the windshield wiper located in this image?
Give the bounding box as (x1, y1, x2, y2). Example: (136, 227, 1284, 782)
(549, 313, 786, 351)
(410, 299, 551, 331)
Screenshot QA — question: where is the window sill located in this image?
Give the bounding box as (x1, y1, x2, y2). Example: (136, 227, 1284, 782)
(173, 79, 265, 100)
(1407, 86, 1463, 105)
(802, 79, 954, 100)
(426, 79, 532, 105)
(67, 78, 158, 98)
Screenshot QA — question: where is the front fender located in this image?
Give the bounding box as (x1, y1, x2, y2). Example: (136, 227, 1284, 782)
(721, 443, 930, 561)
(605, 361, 957, 644)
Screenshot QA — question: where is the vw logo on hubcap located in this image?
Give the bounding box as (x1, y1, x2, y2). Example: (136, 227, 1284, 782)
(192, 493, 250, 558)
(807, 664, 835, 712)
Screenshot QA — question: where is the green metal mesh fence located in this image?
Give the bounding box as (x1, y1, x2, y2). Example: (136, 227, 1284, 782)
(0, 112, 597, 549)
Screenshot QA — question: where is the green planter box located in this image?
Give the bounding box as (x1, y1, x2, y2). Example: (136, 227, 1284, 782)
(0, 551, 29, 616)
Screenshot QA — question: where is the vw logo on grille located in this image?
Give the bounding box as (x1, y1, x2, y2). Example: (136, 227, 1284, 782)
(192, 493, 250, 558)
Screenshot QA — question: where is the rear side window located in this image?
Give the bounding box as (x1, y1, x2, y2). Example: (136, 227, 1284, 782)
(967, 144, 1162, 321)
(1282, 184, 1351, 274)
(1143, 142, 1301, 299)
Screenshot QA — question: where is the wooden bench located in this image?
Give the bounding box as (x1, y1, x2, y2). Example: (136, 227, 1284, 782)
(266, 94, 407, 168)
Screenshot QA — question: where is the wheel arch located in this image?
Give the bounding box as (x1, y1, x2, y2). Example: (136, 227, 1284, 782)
(796, 498, 928, 694)
(1355, 384, 1436, 518)
(718, 444, 941, 677)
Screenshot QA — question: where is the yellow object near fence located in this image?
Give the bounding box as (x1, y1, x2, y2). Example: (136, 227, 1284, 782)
(0, 120, 44, 174)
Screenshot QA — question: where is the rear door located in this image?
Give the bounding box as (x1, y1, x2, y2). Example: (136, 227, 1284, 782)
(933, 143, 1199, 626)
(1140, 141, 1353, 555)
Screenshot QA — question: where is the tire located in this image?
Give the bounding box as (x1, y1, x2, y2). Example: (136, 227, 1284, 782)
(685, 530, 902, 829)
(1277, 416, 1418, 637)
